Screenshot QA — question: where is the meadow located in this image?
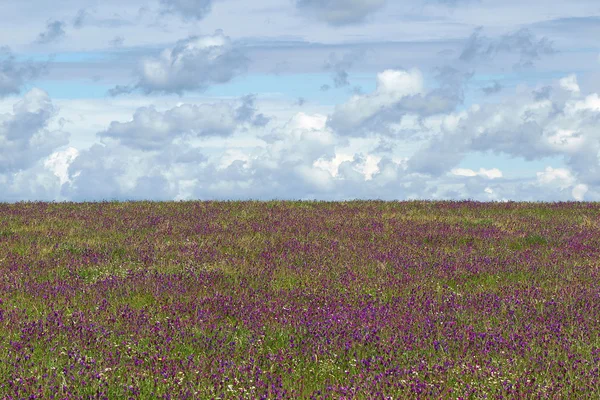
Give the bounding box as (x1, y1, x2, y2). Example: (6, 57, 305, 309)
(0, 201, 599, 399)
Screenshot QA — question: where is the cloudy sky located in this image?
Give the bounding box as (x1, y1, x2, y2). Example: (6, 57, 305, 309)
(1, 0, 600, 201)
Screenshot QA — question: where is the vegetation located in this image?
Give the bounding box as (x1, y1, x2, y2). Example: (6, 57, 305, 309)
(0, 201, 599, 398)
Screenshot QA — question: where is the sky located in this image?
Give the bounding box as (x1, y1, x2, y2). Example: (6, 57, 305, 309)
(1, 0, 600, 201)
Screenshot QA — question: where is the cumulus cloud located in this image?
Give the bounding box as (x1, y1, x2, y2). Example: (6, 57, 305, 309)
(0, 90, 72, 201)
(63, 143, 165, 201)
(64, 139, 211, 201)
(61, 99, 431, 202)
(295, 0, 386, 26)
(328, 69, 423, 134)
(406, 74, 600, 190)
(5, 0, 600, 203)
(328, 68, 461, 136)
(110, 30, 247, 95)
(0, 88, 69, 173)
(65, 110, 341, 201)
(260, 112, 337, 169)
(159, 0, 213, 21)
(98, 96, 268, 150)
(0, 47, 46, 97)
(56, 80, 600, 202)
(0, 164, 65, 202)
(9, 73, 600, 203)
(528, 166, 589, 201)
(44, 147, 79, 185)
(36, 20, 67, 44)
(536, 166, 575, 189)
(572, 184, 588, 201)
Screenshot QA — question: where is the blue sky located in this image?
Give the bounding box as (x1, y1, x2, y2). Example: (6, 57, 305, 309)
(1, 0, 600, 201)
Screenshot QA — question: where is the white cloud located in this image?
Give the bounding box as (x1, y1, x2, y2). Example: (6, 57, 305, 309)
(559, 74, 580, 94)
(98, 96, 266, 150)
(328, 67, 468, 138)
(478, 168, 503, 179)
(287, 112, 328, 132)
(567, 93, 600, 113)
(0, 165, 63, 201)
(295, 164, 334, 191)
(546, 129, 584, 154)
(572, 183, 588, 201)
(0, 88, 68, 173)
(44, 147, 79, 185)
(264, 112, 336, 162)
(6, 0, 600, 203)
(6, 68, 600, 202)
(314, 152, 381, 180)
(64, 142, 178, 201)
(407, 74, 600, 181)
(536, 166, 575, 189)
(452, 168, 477, 177)
(111, 30, 247, 95)
(451, 167, 502, 179)
(376, 69, 424, 95)
(328, 68, 425, 134)
(0, 90, 74, 201)
(51, 83, 600, 202)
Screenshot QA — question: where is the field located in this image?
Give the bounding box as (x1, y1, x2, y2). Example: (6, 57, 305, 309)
(0, 201, 599, 399)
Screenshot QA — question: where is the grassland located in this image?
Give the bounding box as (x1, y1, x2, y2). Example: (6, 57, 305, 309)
(0, 201, 599, 398)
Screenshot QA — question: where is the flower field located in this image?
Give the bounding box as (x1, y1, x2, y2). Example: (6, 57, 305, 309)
(0, 201, 599, 399)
